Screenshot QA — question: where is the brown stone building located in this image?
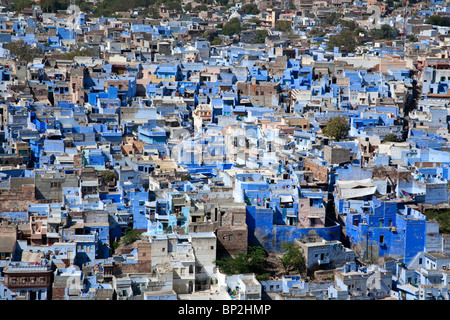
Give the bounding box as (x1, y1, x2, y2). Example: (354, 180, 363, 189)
(188, 200, 248, 258)
(2, 263, 53, 300)
(69, 66, 87, 105)
(303, 157, 329, 184)
(115, 240, 152, 274)
(0, 221, 17, 260)
(215, 207, 248, 258)
(323, 145, 353, 165)
(0, 178, 36, 212)
(237, 79, 280, 97)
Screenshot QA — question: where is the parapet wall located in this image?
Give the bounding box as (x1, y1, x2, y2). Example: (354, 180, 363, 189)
(246, 206, 341, 252)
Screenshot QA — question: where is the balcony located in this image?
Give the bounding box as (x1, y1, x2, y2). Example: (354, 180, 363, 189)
(281, 207, 296, 217)
(155, 213, 169, 221)
(173, 271, 196, 281)
(6, 263, 51, 272)
(116, 216, 133, 226)
(172, 197, 187, 206)
(318, 257, 330, 265)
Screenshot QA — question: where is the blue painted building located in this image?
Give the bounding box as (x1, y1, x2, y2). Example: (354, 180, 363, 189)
(345, 198, 427, 264)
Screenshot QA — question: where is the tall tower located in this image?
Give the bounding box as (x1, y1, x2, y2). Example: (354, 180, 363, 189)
(68, 0, 79, 44)
(402, 0, 408, 48)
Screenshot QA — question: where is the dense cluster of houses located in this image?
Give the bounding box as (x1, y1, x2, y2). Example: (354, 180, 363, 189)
(0, 0, 449, 301)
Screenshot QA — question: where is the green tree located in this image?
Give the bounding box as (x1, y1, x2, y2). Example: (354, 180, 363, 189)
(222, 17, 241, 35)
(247, 17, 261, 26)
(424, 209, 450, 234)
(247, 246, 267, 274)
(339, 19, 357, 29)
(164, 0, 182, 11)
(77, 0, 94, 13)
(92, 0, 181, 17)
(309, 28, 326, 37)
(370, 24, 399, 40)
(275, 19, 292, 32)
(211, 36, 222, 45)
(280, 242, 305, 274)
(192, 4, 207, 11)
(5, 40, 41, 63)
(215, 246, 268, 275)
(215, 252, 250, 274)
(425, 15, 450, 27)
(382, 133, 399, 143)
(327, 29, 359, 53)
(63, 46, 99, 60)
(102, 169, 118, 184)
(241, 3, 259, 15)
(324, 12, 342, 26)
(13, 0, 32, 12)
(143, 6, 161, 18)
(407, 34, 418, 42)
(112, 241, 120, 251)
(254, 29, 268, 44)
(322, 116, 349, 141)
(40, 0, 68, 13)
(184, 3, 192, 11)
(122, 228, 142, 246)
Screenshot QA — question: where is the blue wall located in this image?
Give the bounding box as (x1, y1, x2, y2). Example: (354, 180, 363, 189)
(345, 199, 427, 264)
(246, 206, 341, 252)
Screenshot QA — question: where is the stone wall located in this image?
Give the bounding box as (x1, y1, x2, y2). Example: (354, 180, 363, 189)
(216, 226, 248, 258)
(0, 183, 35, 212)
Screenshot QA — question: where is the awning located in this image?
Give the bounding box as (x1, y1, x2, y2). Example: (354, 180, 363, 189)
(280, 195, 293, 203)
(336, 179, 377, 200)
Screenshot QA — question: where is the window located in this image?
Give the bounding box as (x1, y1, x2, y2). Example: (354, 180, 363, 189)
(379, 235, 384, 244)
